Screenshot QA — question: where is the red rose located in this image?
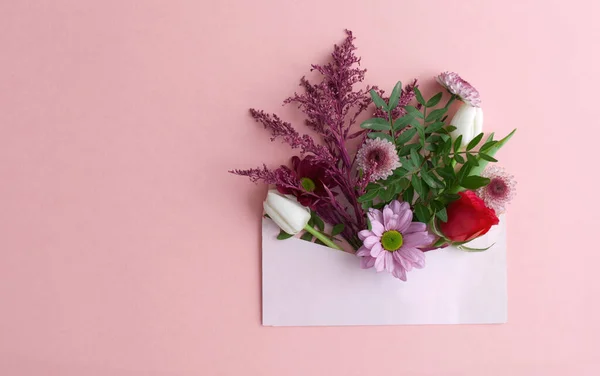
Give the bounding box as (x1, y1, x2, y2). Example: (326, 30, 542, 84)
(439, 190, 499, 242)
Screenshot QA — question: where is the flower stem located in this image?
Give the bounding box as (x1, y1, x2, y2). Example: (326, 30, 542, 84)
(303, 225, 342, 250)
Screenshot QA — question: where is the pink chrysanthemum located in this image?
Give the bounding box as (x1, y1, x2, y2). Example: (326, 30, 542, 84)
(436, 72, 481, 107)
(476, 165, 516, 214)
(356, 201, 435, 281)
(356, 138, 401, 181)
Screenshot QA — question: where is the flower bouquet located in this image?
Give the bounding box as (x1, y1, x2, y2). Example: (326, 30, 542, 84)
(232, 31, 516, 325)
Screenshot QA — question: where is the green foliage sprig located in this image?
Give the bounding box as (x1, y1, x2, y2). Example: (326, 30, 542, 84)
(358, 81, 516, 224)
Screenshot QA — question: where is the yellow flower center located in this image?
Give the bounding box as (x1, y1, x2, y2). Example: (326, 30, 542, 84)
(381, 230, 403, 251)
(300, 177, 316, 192)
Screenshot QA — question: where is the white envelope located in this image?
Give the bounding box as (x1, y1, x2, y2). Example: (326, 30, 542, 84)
(262, 217, 507, 326)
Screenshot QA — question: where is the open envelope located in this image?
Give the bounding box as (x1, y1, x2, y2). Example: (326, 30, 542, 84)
(262, 217, 507, 326)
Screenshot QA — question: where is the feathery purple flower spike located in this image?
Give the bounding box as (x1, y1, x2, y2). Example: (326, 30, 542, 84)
(231, 30, 376, 249)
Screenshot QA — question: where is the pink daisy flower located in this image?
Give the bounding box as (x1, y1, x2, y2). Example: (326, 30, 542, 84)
(357, 200, 435, 281)
(356, 138, 401, 181)
(476, 165, 516, 214)
(436, 72, 481, 107)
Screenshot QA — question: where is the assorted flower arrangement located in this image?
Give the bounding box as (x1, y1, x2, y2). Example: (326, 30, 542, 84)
(232, 30, 516, 281)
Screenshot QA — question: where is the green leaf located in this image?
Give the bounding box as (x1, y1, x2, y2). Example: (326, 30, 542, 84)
(277, 230, 293, 240)
(414, 203, 431, 223)
(443, 193, 461, 202)
(445, 125, 457, 133)
(435, 207, 448, 222)
(431, 199, 445, 211)
(393, 167, 409, 177)
(414, 87, 426, 105)
(402, 186, 414, 203)
(453, 135, 463, 153)
(358, 189, 379, 202)
(396, 128, 417, 145)
(393, 114, 415, 130)
(468, 129, 516, 178)
(311, 212, 324, 231)
(458, 243, 495, 252)
(485, 132, 495, 143)
(397, 177, 411, 190)
(457, 162, 473, 183)
(466, 133, 484, 151)
(411, 175, 427, 198)
(405, 105, 424, 119)
(442, 138, 453, 155)
(437, 166, 455, 180)
(331, 224, 345, 236)
(380, 186, 397, 202)
(426, 92, 443, 107)
(399, 143, 420, 157)
(426, 108, 448, 122)
(410, 148, 422, 165)
(421, 170, 444, 188)
(367, 132, 393, 142)
(460, 176, 491, 189)
(300, 231, 313, 241)
(370, 89, 388, 111)
(478, 153, 498, 162)
(466, 153, 480, 166)
(415, 124, 425, 146)
(425, 121, 444, 134)
(388, 81, 403, 111)
(454, 153, 465, 164)
(479, 140, 498, 153)
(360, 117, 391, 131)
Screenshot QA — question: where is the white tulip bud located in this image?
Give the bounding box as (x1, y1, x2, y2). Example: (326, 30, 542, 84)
(449, 103, 484, 148)
(263, 190, 311, 235)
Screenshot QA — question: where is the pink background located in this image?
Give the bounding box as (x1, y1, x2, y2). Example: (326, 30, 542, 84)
(1, 0, 598, 375)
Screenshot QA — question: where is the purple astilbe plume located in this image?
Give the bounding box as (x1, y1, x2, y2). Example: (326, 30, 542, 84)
(232, 30, 374, 249)
(248, 109, 334, 164)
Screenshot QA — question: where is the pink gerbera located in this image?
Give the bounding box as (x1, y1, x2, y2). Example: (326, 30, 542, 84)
(356, 138, 401, 181)
(436, 72, 481, 107)
(476, 165, 516, 214)
(357, 200, 435, 281)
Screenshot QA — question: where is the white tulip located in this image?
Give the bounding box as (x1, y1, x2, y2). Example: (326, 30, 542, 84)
(263, 190, 311, 235)
(449, 103, 484, 148)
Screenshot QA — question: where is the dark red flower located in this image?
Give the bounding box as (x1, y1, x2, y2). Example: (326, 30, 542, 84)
(439, 190, 499, 243)
(276, 156, 336, 209)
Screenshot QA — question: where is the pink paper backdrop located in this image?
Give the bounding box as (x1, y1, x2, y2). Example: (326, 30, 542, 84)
(1, 1, 598, 375)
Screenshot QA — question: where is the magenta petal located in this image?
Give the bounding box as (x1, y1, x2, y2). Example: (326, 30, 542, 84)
(356, 246, 371, 257)
(385, 215, 399, 231)
(401, 247, 426, 268)
(368, 208, 383, 224)
(374, 254, 385, 272)
(363, 236, 380, 249)
(403, 232, 433, 247)
(388, 200, 402, 213)
(358, 230, 373, 241)
(396, 209, 413, 232)
(384, 252, 395, 273)
(405, 222, 427, 234)
(360, 256, 375, 269)
(371, 221, 384, 236)
(393, 251, 411, 271)
(370, 242, 383, 257)
(392, 267, 407, 281)
(383, 207, 394, 228)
